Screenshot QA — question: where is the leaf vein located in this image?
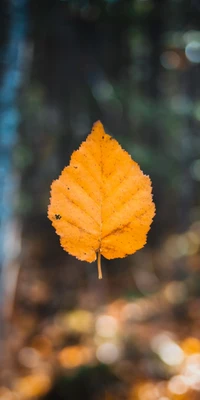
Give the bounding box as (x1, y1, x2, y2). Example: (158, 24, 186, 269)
(58, 181, 100, 228)
(59, 218, 95, 237)
(102, 208, 151, 239)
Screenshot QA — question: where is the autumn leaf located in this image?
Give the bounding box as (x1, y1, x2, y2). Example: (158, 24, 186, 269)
(48, 121, 155, 279)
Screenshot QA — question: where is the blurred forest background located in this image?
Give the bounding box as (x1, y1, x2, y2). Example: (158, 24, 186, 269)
(0, 0, 200, 399)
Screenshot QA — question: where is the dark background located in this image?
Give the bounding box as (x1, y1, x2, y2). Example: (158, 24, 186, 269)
(0, 0, 200, 399)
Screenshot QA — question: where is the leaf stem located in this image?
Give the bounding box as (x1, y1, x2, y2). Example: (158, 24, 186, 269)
(97, 251, 102, 279)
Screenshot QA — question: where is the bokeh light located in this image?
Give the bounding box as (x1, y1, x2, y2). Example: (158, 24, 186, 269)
(151, 333, 184, 366)
(185, 41, 200, 63)
(95, 315, 118, 338)
(96, 342, 120, 364)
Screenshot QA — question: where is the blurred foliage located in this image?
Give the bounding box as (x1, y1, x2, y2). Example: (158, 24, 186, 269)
(1, 0, 200, 399)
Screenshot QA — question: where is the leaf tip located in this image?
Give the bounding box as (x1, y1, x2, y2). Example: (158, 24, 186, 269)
(92, 120, 104, 132)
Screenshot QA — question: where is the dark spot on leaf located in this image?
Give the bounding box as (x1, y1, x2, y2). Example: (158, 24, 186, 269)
(55, 214, 61, 220)
(102, 135, 104, 139)
(74, 166, 77, 169)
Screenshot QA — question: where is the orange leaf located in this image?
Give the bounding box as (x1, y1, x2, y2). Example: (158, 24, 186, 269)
(48, 121, 155, 278)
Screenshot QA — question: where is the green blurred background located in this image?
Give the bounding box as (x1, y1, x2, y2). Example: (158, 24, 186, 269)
(0, 0, 200, 399)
